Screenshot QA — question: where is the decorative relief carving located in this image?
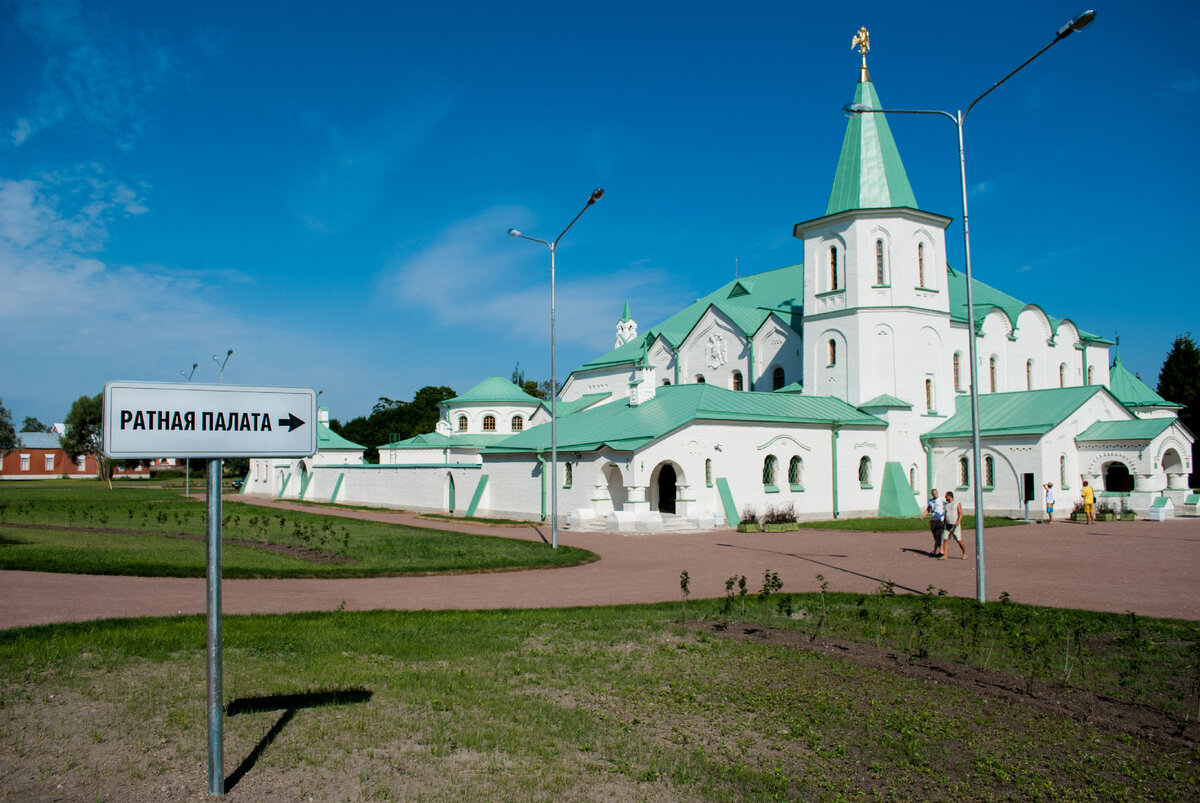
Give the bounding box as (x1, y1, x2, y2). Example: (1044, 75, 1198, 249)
(706, 334, 728, 369)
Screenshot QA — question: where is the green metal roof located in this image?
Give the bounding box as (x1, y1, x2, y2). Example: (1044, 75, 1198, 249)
(924, 385, 1108, 440)
(445, 376, 547, 407)
(944, 266, 1111, 344)
(1107, 350, 1179, 408)
(859, 394, 913, 410)
(825, 79, 918, 215)
(382, 430, 515, 450)
(575, 264, 805, 374)
(773, 381, 805, 394)
(556, 392, 612, 417)
(1076, 418, 1174, 443)
(485, 383, 884, 454)
(318, 422, 365, 451)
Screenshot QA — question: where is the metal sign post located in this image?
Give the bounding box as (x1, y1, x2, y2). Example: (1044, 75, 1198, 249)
(103, 381, 317, 796)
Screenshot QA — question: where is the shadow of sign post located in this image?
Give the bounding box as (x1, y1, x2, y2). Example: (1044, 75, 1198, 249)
(223, 689, 373, 792)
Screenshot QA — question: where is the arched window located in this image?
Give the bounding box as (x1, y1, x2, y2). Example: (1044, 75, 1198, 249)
(662, 379, 671, 385)
(732, 371, 743, 391)
(564, 462, 573, 488)
(989, 356, 997, 393)
(482, 415, 496, 431)
(828, 339, 837, 366)
(1059, 363, 1066, 388)
(925, 378, 934, 413)
(858, 456, 872, 487)
(917, 242, 925, 287)
(953, 352, 961, 392)
(875, 238, 885, 285)
(511, 415, 524, 432)
(829, 246, 839, 291)
(1060, 454, 1067, 487)
(909, 465, 919, 494)
(762, 455, 778, 487)
(788, 456, 803, 489)
(457, 415, 468, 432)
(695, 375, 706, 384)
(984, 456, 995, 488)
(958, 456, 969, 487)
(772, 366, 785, 390)
(705, 458, 713, 487)
(1026, 359, 1034, 391)
(1087, 365, 1094, 385)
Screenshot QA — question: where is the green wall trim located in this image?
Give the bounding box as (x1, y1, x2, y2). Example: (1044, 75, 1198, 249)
(278, 472, 291, 499)
(878, 461, 922, 517)
(330, 473, 345, 504)
(298, 471, 313, 500)
(238, 475, 249, 495)
(830, 425, 841, 519)
(715, 478, 739, 526)
(466, 474, 489, 517)
(536, 453, 547, 522)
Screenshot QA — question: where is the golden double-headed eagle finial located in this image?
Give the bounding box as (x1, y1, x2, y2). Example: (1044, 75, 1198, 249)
(851, 26, 870, 81)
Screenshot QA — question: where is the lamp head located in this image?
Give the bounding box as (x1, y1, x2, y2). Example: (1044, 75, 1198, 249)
(1057, 9, 1096, 38)
(507, 228, 521, 239)
(226, 349, 233, 357)
(588, 187, 604, 205)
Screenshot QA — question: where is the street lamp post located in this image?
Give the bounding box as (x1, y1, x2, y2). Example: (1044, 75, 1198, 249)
(181, 363, 198, 496)
(508, 187, 605, 549)
(846, 10, 1095, 603)
(212, 350, 233, 384)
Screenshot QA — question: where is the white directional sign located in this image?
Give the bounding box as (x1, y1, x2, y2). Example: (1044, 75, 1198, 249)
(103, 381, 318, 459)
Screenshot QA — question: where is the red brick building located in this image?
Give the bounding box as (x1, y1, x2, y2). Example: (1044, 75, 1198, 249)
(0, 431, 150, 480)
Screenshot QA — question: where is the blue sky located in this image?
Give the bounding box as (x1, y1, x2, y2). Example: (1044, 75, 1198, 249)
(2, 0, 1196, 426)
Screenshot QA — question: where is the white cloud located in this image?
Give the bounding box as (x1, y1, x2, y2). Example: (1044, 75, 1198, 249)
(381, 207, 675, 350)
(9, 0, 173, 149)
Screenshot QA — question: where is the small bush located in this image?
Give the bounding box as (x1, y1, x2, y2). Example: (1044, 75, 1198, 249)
(762, 502, 797, 524)
(739, 505, 758, 526)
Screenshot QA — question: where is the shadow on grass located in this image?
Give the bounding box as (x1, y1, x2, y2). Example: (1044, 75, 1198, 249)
(224, 689, 373, 791)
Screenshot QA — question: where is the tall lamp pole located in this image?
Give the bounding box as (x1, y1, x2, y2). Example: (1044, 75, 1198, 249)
(180, 363, 198, 497)
(212, 349, 233, 384)
(508, 187, 605, 549)
(846, 10, 1096, 603)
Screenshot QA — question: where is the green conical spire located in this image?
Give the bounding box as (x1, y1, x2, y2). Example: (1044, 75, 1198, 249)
(620, 299, 632, 322)
(825, 79, 918, 215)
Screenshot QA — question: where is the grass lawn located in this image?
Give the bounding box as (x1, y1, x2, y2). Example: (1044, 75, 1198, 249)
(0, 481, 595, 578)
(1, 600, 1197, 801)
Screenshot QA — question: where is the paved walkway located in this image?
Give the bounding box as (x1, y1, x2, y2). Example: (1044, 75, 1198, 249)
(2, 497, 1198, 629)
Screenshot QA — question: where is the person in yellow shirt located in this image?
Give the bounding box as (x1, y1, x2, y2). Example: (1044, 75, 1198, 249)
(1081, 480, 1096, 524)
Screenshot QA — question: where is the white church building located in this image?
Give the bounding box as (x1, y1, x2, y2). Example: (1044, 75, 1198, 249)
(245, 57, 1194, 529)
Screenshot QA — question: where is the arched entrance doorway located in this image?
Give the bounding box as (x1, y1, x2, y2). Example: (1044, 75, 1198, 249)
(446, 473, 456, 513)
(1103, 461, 1133, 492)
(655, 464, 677, 514)
(605, 464, 627, 511)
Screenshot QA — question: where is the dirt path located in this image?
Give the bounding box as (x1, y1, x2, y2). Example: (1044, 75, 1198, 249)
(2, 497, 1198, 629)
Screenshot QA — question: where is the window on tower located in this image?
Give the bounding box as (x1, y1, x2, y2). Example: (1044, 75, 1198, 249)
(828, 339, 836, 366)
(772, 366, 785, 390)
(875, 238, 885, 285)
(953, 352, 962, 392)
(483, 415, 496, 431)
(917, 242, 925, 287)
(829, 246, 838, 291)
(989, 356, 997, 393)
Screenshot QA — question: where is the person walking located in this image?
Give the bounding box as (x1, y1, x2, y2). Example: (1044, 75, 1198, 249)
(1081, 480, 1096, 524)
(1042, 481, 1056, 523)
(943, 491, 967, 559)
(919, 488, 946, 558)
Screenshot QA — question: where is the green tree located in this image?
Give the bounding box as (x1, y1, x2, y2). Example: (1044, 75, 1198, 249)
(0, 399, 17, 454)
(20, 416, 51, 433)
(60, 393, 110, 488)
(1157, 333, 1200, 485)
(329, 385, 456, 463)
(511, 362, 549, 400)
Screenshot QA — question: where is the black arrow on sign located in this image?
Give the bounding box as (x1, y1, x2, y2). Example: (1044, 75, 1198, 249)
(277, 413, 306, 432)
